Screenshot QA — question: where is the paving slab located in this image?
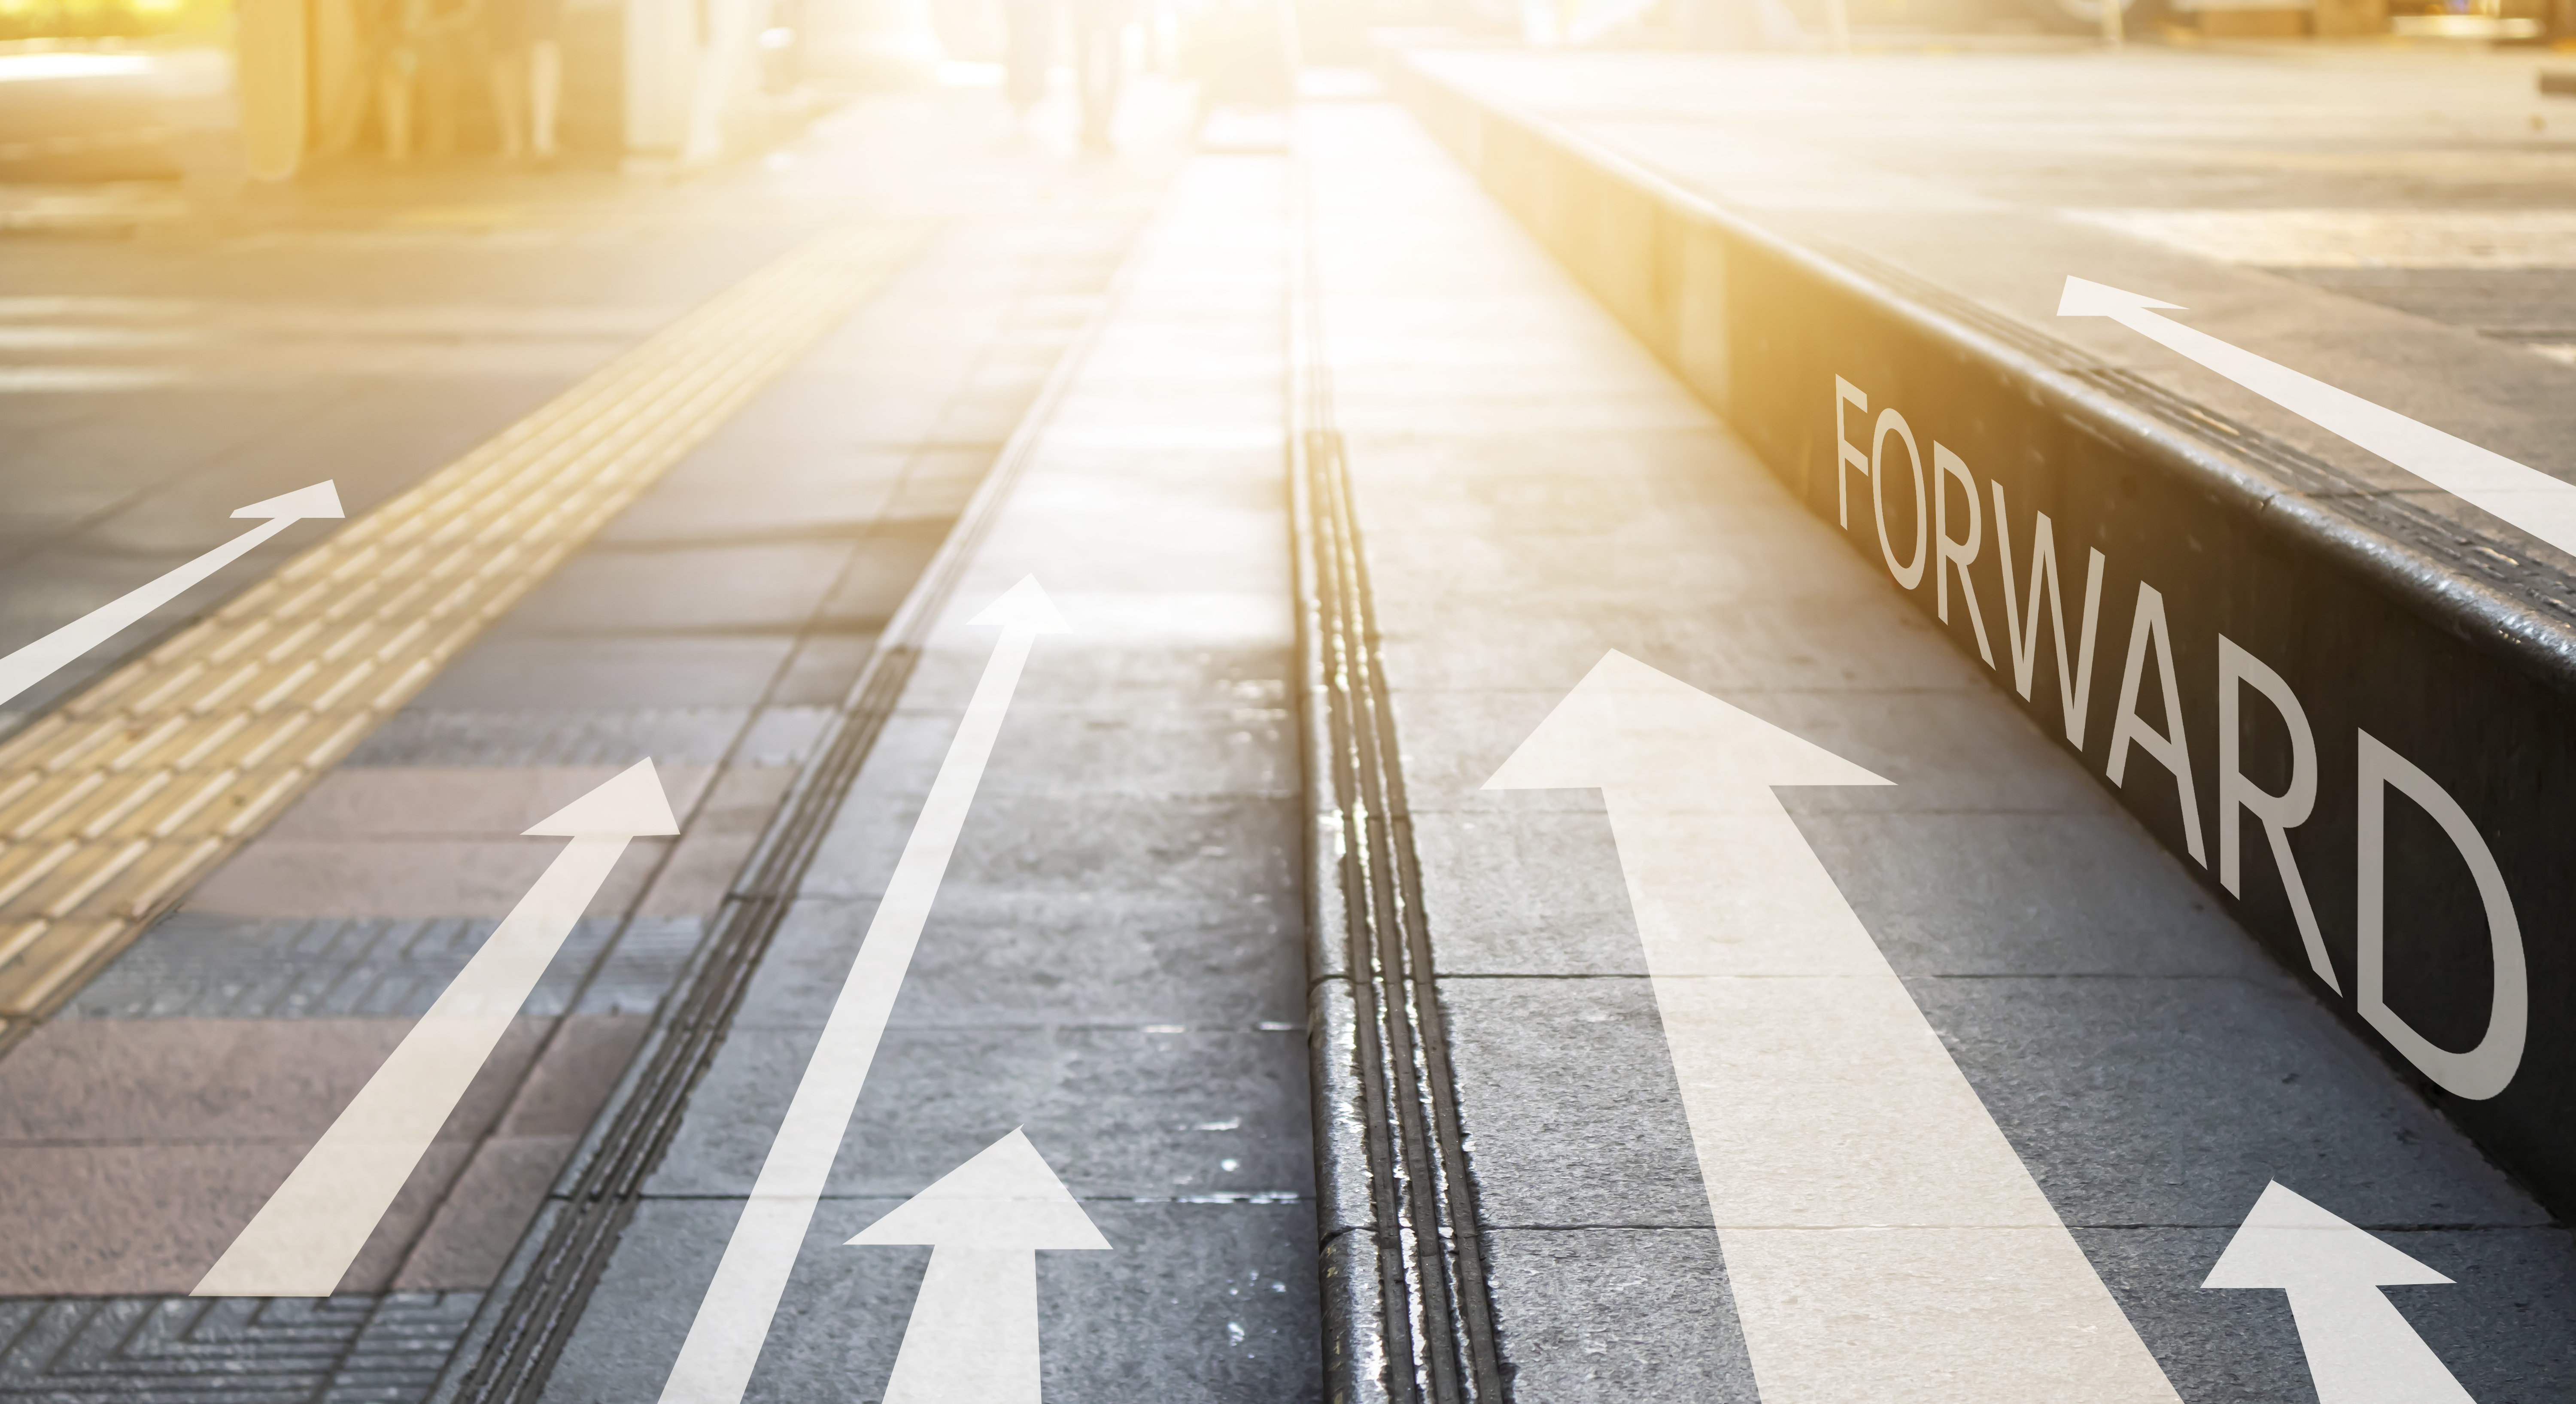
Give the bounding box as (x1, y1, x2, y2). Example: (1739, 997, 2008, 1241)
(0, 73, 1190, 1404)
(1300, 90, 2576, 1401)
(530, 152, 1318, 1404)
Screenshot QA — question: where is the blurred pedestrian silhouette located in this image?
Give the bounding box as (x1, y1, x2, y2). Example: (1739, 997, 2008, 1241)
(1068, 0, 1130, 148)
(344, 0, 426, 158)
(486, 0, 565, 161)
(1002, 0, 1133, 147)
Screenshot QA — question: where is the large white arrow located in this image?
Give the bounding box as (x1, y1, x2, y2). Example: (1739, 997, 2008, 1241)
(659, 575, 1069, 1404)
(2059, 276, 2576, 559)
(0, 480, 344, 708)
(1488, 650, 2182, 1403)
(2204, 1181, 2476, 1404)
(195, 757, 677, 1296)
(846, 1128, 1110, 1404)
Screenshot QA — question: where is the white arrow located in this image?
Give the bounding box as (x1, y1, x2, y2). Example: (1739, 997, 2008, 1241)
(1488, 650, 2182, 1404)
(0, 480, 344, 708)
(2058, 276, 2576, 560)
(194, 758, 677, 1297)
(2203, 1181, 2476, 1404)
(660, 575, 1069, 1404)
(847, 1128, 1110, 1404)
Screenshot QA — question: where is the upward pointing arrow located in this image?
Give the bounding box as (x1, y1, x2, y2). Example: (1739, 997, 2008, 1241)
(0, 480, 345, 709)
(2058, 275, 2576, 560)
(1490, 651, 2182, 1401)
(848, 1129, 1109, 1404)
(660, 577, 1067, 1404)
(195, 759, 676, 1297)
(2204, 1182, 2475, 1404)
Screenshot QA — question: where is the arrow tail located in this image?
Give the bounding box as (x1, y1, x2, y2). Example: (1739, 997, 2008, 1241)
(1604, 790, 2184, 1403)
(0, 514, 298, 709)
(660, 611, 1050, 1404)
(193, 834, 632, 1296)
(881, 1248, 1042, 1404)
(2284, 1286, 2476, 1404)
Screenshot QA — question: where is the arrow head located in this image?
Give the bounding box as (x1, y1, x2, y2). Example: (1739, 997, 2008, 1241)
(523, 758, 680, 837)
(969, 576, 1070, 634)
(232, 480, 346, 521)
(2203, 1181, 2453, 1292)
(2057, 276, 2184, 319)
(1485, 650, 1889, 797)
(849, 1129, 1110, 1251)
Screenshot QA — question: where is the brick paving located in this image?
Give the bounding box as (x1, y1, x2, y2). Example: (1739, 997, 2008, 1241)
(0, 75, 1181, 1401)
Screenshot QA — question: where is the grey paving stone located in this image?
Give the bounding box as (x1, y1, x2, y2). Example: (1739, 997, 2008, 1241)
(62, 914, 702, 1020)
(2279, 268, 2576, 340)
(810, 518, 957, 634)
(1442, 977, 1711, 1229)
(1373, 584, 1978, 697)
(766, 634, 881, 708)
(729, 893, 1305, 1032)
(799, 791, 1301, 906)
(592, 453, 915, 544)
(899, 643, 1293, 713)
(2079, 1223, 2576, 1404)
(490, 540, 861, 637)
(1481, 1228, 1756, 1403)
(342, 708, 754, 767)
(542, 1198, 1319, 1404)
(644, 1023, 1313, 1201)
(1799, 808, 2282, 980)
(974, 704, 1297, 799)
(1385, 678, 2119, 820)
(1411, 809, 1645, 978)
(0, 1292, 478, 1404)
(1909, 973, 2549, 1230)
(407, 637, 795, 710)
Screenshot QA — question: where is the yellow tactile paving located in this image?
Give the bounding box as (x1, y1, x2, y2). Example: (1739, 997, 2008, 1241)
(0, 220, 927, 1042)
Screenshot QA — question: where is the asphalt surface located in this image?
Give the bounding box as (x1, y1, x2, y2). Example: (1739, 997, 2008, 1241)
(0, 43, 2570, 1404)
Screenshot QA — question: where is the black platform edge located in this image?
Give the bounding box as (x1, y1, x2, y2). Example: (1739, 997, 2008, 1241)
(1292, 163, 1512, 1404)
(1384, 49, 2576, 1223)
(422, 211, 1151, 1404)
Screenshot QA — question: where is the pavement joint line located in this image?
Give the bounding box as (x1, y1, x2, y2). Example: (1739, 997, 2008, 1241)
(0, 219, 931, 1045)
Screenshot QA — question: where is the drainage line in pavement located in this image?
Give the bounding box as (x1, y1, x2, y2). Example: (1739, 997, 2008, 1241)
(429, 215, 1151, 1404)
(1291, 168, 1508, 1404)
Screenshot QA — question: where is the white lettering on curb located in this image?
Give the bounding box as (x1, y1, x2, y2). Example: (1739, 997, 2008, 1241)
(1872, 407, 1928, 590)
(2108, 582, 2208, 866)
(1830, 373, 2530, 1099)
(2218, 636, 2336, 991)
(2357, 731, 2527, 1100)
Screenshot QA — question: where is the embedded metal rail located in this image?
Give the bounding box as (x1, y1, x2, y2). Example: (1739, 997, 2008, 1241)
(1291, 168, 1508, 1404)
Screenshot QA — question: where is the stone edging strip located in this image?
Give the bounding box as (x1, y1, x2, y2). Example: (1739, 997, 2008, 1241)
(1291, 157, 1510, 1404)
(1384, 50, 2576, 1220)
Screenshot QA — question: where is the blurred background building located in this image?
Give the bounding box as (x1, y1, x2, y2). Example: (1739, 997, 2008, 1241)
(0, 0, 2564, 198)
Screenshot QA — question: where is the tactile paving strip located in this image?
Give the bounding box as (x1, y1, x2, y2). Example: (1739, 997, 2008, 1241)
(0, 221, 927, 1045)
(0, 1291, 479, 1404)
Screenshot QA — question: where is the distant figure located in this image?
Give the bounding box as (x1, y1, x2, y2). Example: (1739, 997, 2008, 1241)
(1067, 0, 1130, 148)
(351, 0, 426, 159)
(1002, 0, 1050, 120)
(487, 0, 565, 162)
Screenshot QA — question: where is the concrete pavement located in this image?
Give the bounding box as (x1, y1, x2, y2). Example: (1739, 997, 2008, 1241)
(0, 77, 1183, 1400)
(1297, 88, 2576, 1402)
(2, 42, 2573, 1404)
